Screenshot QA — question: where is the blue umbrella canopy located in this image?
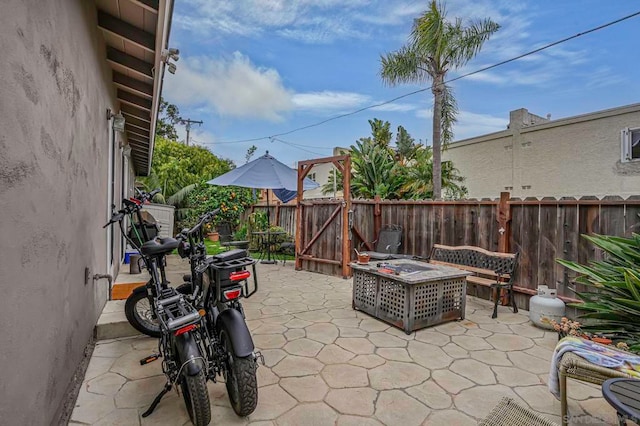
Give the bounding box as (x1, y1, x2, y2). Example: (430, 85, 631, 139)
(207, 151, 319, 192)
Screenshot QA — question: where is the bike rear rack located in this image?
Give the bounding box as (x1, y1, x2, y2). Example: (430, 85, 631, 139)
(206, 253, 259, 299)
(156, 290, 201, 331)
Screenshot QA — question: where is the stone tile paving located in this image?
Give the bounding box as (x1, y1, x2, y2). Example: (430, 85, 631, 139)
(71, 259, 618, 425)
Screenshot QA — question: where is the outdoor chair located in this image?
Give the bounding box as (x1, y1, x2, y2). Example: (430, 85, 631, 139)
(480, 397, 559, 426)
(216, 222, 249, 250)
(360, 224, 412, 261)
(557, 351, 632, 426)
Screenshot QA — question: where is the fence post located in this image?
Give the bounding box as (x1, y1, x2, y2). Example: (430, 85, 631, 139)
(497, 191, 511, 304)
(374, 195, 382, 241)
(342, 155, 352, 278)
(497, 191, 511, 253)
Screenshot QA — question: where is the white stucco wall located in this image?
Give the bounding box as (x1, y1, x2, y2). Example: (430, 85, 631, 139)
(444, 104, 640, 199)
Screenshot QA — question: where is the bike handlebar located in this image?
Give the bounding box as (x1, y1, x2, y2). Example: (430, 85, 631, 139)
(103, 188, 161, 227)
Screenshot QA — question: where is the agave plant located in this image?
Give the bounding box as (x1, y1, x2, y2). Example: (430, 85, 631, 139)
(557, 233, 640, 353)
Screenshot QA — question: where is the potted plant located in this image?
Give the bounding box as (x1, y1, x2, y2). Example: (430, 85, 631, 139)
(204, 223, 219, 242)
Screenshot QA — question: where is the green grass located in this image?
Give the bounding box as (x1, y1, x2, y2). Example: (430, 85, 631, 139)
(202, 239, 295, 261)
(203, 239, 227, 255)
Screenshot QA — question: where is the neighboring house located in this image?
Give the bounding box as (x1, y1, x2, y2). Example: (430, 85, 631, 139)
(302, 146, 351, 199)
(0, 1, 173, 424)
(443, 103, 640, 199)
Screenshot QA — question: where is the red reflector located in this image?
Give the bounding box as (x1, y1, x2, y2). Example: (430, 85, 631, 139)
(230, 271, 250, 281)
(223, 288, 242, 300)
(129, 197, 141, 205)
(174, 324, 197, 336)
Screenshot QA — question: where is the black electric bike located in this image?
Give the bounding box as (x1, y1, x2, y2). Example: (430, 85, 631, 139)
(106, 191, 212, 425)
(108, 197, 260, 424)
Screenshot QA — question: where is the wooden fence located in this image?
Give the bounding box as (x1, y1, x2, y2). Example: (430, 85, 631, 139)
(247, 195, 640, 307)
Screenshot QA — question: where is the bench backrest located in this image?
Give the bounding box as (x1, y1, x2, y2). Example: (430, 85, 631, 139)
(430, 244, 518, 276)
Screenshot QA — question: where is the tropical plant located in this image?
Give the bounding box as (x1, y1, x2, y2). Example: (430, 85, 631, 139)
(380, 0, 499, 199)
(322, 119, 466, 200)
(139, 137, 234, 205)
(557, 233, 640, 353)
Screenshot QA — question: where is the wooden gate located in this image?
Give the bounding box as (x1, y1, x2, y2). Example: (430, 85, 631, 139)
(295, 155, 351, 278)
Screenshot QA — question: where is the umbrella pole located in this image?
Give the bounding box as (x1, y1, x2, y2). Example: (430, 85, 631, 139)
(261, 189, 276, 264)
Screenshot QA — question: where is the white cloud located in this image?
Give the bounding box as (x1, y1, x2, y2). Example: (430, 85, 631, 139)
(292, 91, 371, 112)
(164, 52, 294, 121)
(164, 52, 419, 120)
(177, 0, 420, 43)
(371, 103, 418, 113)
(455, 110, 509, 139)
(415, 109, 508, 140)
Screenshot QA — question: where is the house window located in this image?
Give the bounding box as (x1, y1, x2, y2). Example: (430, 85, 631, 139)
(621, 127, 640, 162)
(308, 172, 317, 182)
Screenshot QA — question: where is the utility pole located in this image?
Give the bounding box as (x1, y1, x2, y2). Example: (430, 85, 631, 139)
(179, 118, 203, 146)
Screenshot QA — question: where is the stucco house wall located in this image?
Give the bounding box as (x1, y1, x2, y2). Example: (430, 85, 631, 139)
(0, 0, 129, 423)
(444, 104, 640, 199)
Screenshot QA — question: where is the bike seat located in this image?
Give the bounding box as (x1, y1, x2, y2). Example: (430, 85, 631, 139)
(211, 249, 248, 263)
(140, 237, 179, 257)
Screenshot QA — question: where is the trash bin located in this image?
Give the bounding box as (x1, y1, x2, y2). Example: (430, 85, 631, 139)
(130, 254, 142, 274)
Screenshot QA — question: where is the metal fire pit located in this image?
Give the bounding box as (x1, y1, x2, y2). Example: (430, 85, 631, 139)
(351, 259, 470, 334)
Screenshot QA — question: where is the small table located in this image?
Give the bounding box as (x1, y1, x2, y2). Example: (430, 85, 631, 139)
(252, 231, 286, 264)
(602, 378, 640, 426)
(351, 259, 470, 334)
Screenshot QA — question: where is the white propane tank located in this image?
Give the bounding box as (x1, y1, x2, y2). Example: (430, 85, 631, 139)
(529, 285, 566, 329)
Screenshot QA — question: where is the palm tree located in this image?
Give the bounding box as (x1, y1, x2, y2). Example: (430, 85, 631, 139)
(380, 0, 498, 199)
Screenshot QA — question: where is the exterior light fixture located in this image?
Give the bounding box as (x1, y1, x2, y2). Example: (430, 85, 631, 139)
(107, 108, 126, 132)
(121, 142, 132, 157)
(161, 47, 179, 74)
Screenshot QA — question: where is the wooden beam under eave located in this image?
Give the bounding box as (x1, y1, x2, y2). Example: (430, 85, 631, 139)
(98, 11, 155, 52)
(118, 89, 152, 111)
(127, 134, 150, 146)
(121, 114, 150, 131)
(106, 47, 153, 79)
(121, 104, 151, 122)
(128, 0, 159, 13)
(113, 72, 153, 98)
(127, 126, 150, 139)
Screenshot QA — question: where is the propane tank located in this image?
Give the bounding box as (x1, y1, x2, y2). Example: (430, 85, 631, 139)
(529, 285, 566, 329)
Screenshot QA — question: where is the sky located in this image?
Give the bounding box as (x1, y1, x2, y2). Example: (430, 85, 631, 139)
(162, 0, 640, 168)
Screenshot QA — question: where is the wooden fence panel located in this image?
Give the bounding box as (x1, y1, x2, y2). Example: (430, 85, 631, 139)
(555, 203, 579, 298)
(537, 200, 559, 292)
(268, 195, 640, 306)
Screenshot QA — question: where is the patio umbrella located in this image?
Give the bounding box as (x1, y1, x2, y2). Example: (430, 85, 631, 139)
(207, 151, 319, 263)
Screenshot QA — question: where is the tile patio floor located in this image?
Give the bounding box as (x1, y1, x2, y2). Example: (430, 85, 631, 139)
(71, 259, 620, 425)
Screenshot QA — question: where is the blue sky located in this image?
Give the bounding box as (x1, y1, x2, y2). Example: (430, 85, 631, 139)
(163, 0, 640, 168)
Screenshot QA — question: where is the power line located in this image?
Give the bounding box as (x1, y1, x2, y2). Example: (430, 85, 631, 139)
(206, 10, 640, 145)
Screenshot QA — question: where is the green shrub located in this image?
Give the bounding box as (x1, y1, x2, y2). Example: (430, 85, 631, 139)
(178, 184, 255, 231)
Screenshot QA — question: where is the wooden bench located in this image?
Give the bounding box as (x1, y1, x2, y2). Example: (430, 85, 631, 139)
(429, 244, 519, 318)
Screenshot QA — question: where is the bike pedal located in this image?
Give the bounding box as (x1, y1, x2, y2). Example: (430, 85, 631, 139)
(139, 354, 161, 365)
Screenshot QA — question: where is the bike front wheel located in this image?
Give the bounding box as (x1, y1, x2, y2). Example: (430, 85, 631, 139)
(180, 369, 211, 426)
(220, 329, 258, 416)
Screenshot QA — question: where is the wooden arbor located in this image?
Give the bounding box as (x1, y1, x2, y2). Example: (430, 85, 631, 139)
(295, 155, 351, 278)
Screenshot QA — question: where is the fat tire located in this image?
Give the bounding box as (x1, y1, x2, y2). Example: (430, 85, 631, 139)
(124, 287, 161, 338)
(180, 369, 211, 426)
(221, 330, 258, 416)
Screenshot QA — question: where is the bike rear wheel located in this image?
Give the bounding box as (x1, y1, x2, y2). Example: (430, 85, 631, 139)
(125, 287, 161, 338)
(220, 329, 258, 416)
(180, 369, 211, 426)
(125, 285, 193, 338)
